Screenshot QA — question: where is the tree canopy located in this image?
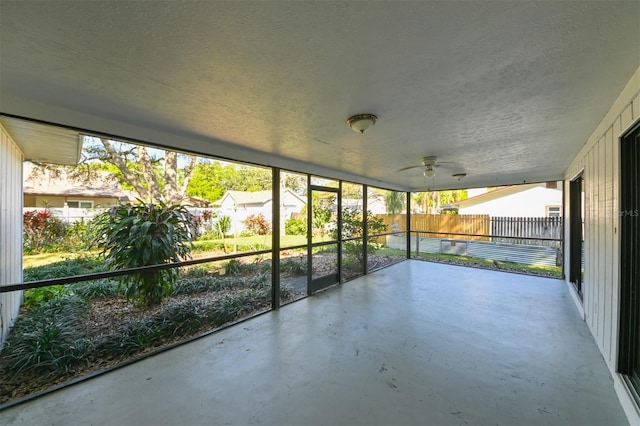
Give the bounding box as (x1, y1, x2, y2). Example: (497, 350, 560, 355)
(413, 189, 468, 214)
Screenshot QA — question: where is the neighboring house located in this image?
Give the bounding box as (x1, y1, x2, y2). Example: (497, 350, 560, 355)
(23, 163, 126, 209)
(450, 182, 562, 217)
(342, 195, 387, 215)
(219, 189, 306, 233)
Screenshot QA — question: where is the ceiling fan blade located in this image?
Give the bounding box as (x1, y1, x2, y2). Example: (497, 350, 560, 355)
(396, 164, 423, 172)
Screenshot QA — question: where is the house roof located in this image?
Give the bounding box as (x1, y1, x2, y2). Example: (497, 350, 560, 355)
(24, 185, 125, 199)
(221, 190, 273, 206)
(1, 2, 638, 191)
(23, 164, 126, 199)
(222, 189, 306, 207)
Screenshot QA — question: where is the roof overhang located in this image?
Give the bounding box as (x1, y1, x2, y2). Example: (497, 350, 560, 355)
(0, 116, 82, 166)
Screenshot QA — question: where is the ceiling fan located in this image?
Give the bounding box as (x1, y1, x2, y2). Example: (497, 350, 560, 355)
(396, 156, 453, 177)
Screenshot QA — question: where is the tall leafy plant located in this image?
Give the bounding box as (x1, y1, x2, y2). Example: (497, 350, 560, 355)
(332, 208, 388, 270)
(92, 201, 194, 307)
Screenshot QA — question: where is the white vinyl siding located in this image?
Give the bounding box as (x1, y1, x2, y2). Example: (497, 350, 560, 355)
(0, 123, 24, 346)
(564, 66, 640, 423)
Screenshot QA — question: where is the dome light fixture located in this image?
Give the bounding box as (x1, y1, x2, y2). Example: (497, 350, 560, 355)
(346, 114, 377, 134)
(452, 173, 467, 180)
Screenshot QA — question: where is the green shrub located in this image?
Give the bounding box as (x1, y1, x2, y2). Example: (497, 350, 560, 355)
(243, 214, 270, 235)
(174, 276, 233, 295)
(225, 258, 261, 275)
(62, 221, 92, 250)
(1, 295, 90, 378)
(94, 320, 161, 357)
(181, 264, 211, 278)
(23, 210, 67, 254)
(197, 231, 219, 241)
(92, 201, 195, 307)
(152, 301, 205, 337)
(217, 216, 231, 237)
(70, 279, 120, 299)
(279, 285, 293, 300)
(23, 285, 68, 309)
(280, 258, 307, 275)
(331, 209, 388, 265)
(206, 288, 270, 325)
(285, 218, 306, 235)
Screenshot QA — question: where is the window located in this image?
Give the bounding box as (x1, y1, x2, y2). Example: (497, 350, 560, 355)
(67, 200, 93, 208)
(546, 206, 561, 217)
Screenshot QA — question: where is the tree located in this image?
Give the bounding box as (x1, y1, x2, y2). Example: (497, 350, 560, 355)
(186, 162, 274, 203)
(186, 161, 237, 202)
(92, 201, 194, 307)
(413, 189, 468, 214)
(384, 191, 405, 224)
(86, 138, 197, 203)
(231, 166, 272, 192)
(27, 137, 197, 204)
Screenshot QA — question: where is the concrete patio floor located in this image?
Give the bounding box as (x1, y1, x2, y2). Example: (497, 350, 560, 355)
(0, 260, 628, 425)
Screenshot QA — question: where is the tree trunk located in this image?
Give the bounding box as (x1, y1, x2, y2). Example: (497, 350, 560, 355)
(164, 151, 179, 203)
(101, 139, 150, 200)
(137, 146, 163, 202)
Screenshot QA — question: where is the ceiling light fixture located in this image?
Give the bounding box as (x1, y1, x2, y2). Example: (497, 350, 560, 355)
(423, 166, 436, 178)
(452, 173, 467, 180)
(346, 114, 377, 134)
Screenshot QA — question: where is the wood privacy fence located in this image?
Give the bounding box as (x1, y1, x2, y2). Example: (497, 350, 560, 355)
(376, 214, 563, 245)
(490, 216, 563, 246)
(376, 214, 490, 241)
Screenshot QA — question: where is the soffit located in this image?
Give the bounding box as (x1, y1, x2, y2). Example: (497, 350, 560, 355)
(0, 117, 82, 166)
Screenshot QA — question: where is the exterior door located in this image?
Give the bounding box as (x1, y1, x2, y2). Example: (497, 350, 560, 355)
(619, 122, 640, 398)
(569, 174, 584, 299)
(308, 186, 340, 294)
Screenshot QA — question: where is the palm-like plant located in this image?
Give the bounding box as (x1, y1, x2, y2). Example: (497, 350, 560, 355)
(92, 201, 194, 307)
(384, 191, 406, 225)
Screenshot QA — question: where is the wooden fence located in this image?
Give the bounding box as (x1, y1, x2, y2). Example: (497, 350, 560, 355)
(376, 214, 563, 245)
(491, 216, 563, 246)
(376, 214, 490, 241)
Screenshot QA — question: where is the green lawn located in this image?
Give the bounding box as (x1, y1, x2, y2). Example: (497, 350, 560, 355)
(192, 234, 309, 253)
(23, 251, 101, 269)
(414, 252, 562, 276)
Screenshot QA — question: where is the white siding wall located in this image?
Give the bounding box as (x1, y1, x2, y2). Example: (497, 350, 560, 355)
(564, 66, 640, 423)
(459, 187, 562, 217)
(0, 123, 24, 346)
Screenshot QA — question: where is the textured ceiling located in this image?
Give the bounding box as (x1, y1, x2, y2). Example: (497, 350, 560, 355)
(1, 1, 638, 191)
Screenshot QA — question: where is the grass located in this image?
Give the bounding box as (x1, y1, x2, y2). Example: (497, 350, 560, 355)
(192, 234, 325, 254)
(23, 255, 106, 282)
(23, 250, 101, 269)
(415, 252, 562, 276)
(375, 247, 408, 256)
